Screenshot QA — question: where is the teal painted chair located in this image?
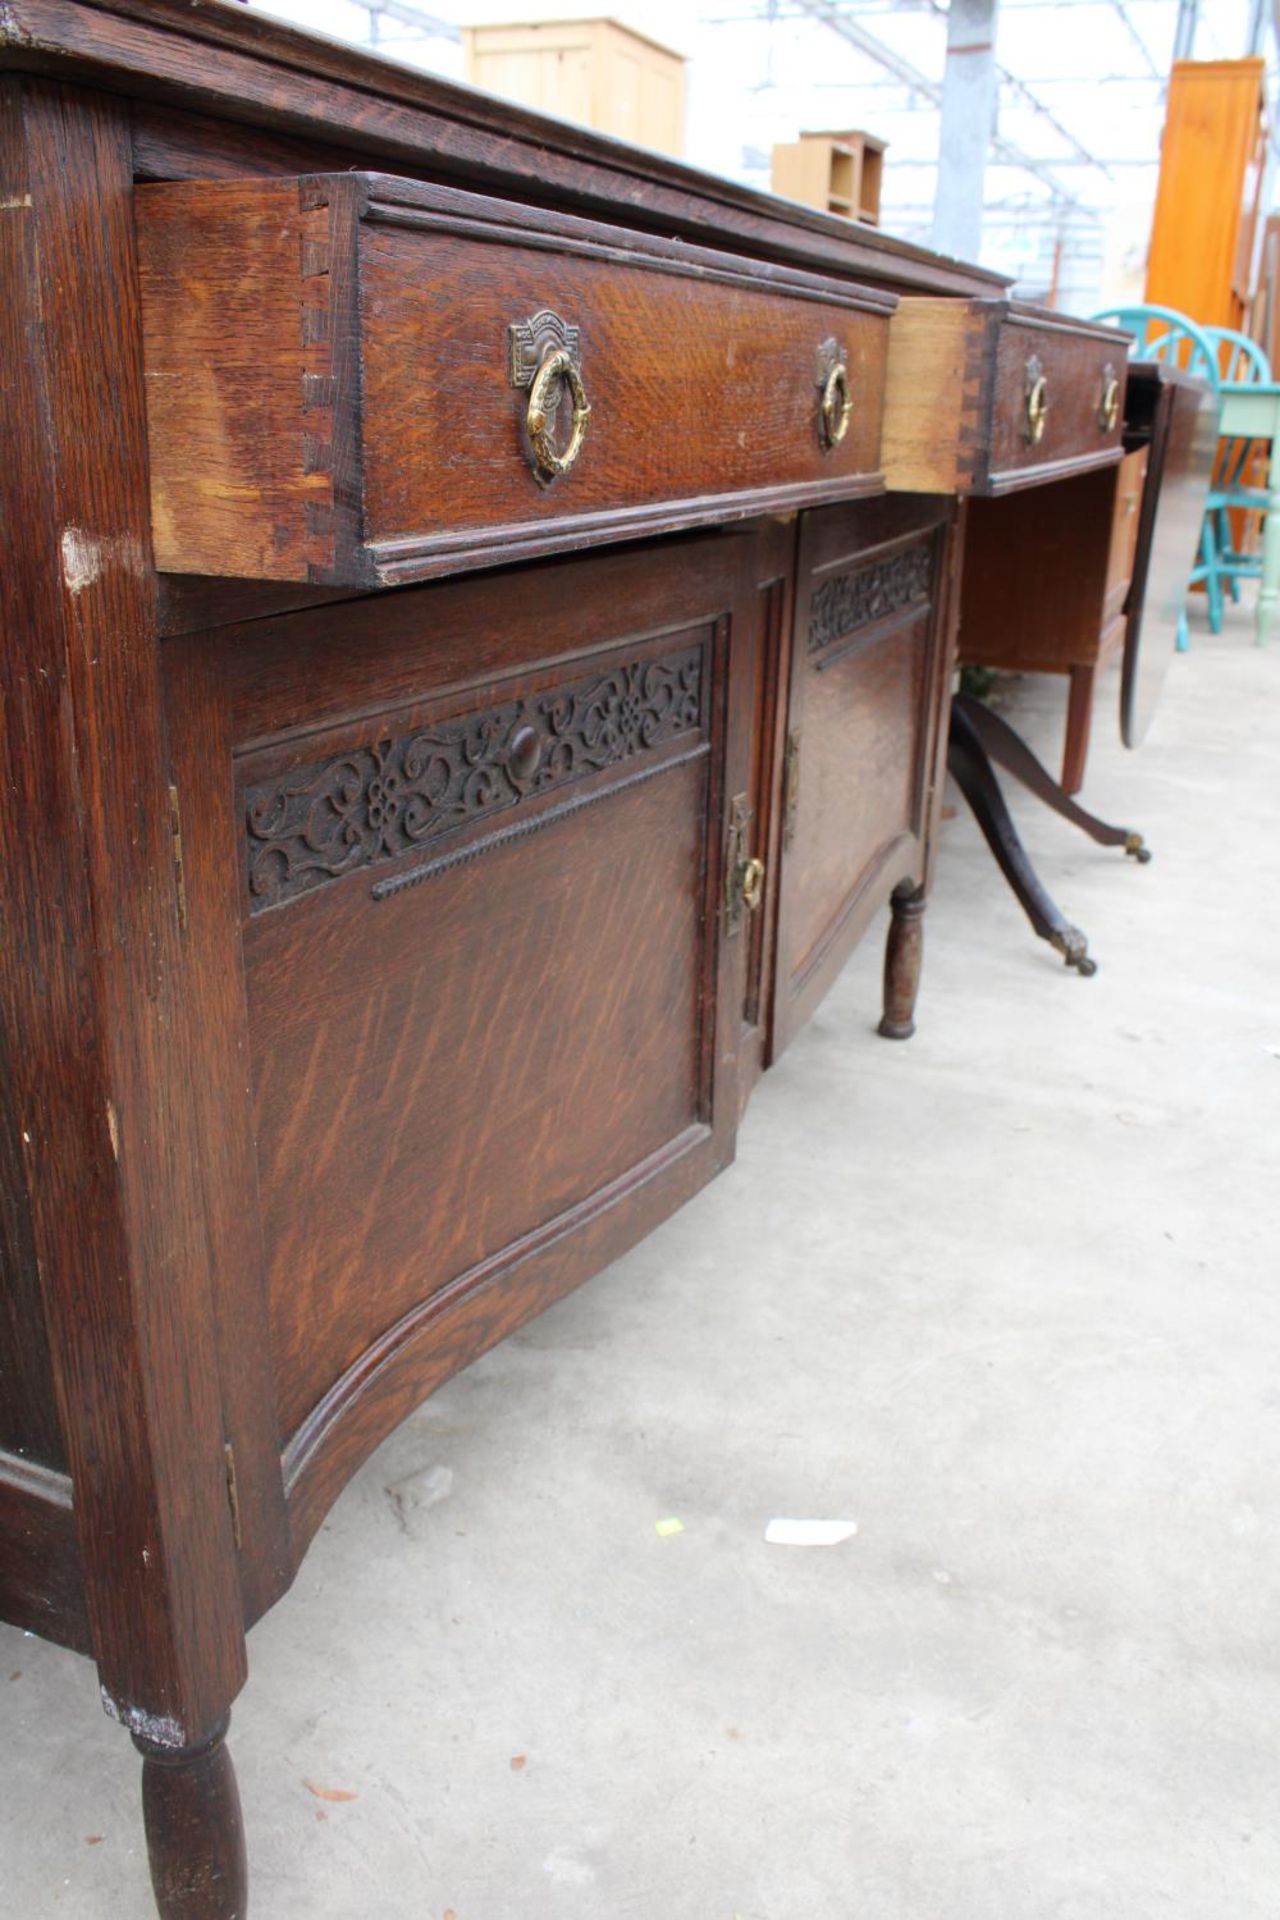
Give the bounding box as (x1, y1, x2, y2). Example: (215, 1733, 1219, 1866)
(1089, 304, 1223, 648)
(1201, 325, 1271, 609)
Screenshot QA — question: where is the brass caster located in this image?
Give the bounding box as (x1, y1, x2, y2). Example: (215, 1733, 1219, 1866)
(1052, 928, 1097, 977)
(1124, 833, 1152, 865)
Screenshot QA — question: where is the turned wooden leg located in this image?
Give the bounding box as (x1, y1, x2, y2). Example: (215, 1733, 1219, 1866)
(134, 1716, 248, 1920)
(878, 882, 926, 1040)
(1062, 664, 1095, 796)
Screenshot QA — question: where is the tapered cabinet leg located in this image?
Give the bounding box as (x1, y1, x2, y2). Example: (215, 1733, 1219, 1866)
(1062, 665, 1096, 796)
(134, 1716, 248, 1920)
(878, 883, 926, 1040)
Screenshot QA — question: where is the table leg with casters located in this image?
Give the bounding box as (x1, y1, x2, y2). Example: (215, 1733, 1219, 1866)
(954, 695, 1151, 861)
(948, 701, 1097, 976)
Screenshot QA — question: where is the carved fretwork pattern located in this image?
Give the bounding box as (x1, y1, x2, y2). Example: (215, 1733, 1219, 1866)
(244, 646, 704, 912)
(808, 543, 933, 652)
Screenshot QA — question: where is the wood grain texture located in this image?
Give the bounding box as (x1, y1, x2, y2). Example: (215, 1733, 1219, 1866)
(987, 311, 1127, 488)
(0, 76, 245, 1739)
(0, 1006, 65, 1468)
(0, 9, 1123, 1917)
(877, 882, 926, 1040)
(882, 298, 1128, 496)
(957, 449, 1148, 792)
(0, 1452, 89, 1651)
(157, 536, 757, 1555)
(160, 635, 292, 1630)
(136, 178, 341, 583)
(247, 681, 713, 1441)
(136, 170, 891, 585)
(771, 494, 956, 1057)
(880, 298, 981, 494)
(136, 1716, 247, 1920)
(1145, 58, 1267, 333)
(1103, 447, 1149, 628)
(958, 468, 1122, 675)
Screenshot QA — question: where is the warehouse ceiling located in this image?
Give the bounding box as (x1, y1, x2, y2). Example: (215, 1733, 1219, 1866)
(252, 0, 1279, 306)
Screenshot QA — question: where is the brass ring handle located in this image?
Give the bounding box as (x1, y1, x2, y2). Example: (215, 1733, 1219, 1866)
(1025, 374, 1049, 446)
(527, 348, 591, 479)
(741, 856, 766, 913)
(820, 363, 853, 449)
(1098, 371, 1120, 435)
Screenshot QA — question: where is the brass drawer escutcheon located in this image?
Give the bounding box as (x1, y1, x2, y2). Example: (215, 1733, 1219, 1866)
(816, 337, 853, 450)
(509, 308, 591, 481)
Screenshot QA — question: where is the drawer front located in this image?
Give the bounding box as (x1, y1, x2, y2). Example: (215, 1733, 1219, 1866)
(986, 312, 1125, 490)
(771, 497, 953, 1055)
(881, 298, 1127, 496)
(137, 173, 891, 588)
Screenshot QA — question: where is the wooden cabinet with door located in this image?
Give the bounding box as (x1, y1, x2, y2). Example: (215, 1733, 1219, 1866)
(0, 6, 1133, 1917)
(772, 496, 958, 1051)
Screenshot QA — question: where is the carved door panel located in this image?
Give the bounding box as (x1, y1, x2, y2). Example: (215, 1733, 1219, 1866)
(162, 531, 759, 1567)
(770, 495, 955, 1058)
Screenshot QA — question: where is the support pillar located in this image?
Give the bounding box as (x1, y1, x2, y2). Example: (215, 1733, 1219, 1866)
(931, 0, 999, 263)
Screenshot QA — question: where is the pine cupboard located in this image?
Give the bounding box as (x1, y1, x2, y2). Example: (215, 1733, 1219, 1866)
(1145, 56, 1268, 332)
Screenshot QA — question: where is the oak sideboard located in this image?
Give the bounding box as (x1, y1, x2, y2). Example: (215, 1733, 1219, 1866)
(0, 5, 1130, 1913)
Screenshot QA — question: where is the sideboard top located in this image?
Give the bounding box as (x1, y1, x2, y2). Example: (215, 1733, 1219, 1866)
(0, 0, 1010, 298)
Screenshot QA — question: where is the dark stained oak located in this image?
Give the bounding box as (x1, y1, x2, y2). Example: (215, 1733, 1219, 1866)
(947, 698, 1098, 977)
(882, 298, 1128, 497)
(0, 76, 246, 1738)
(159, 532, 759, 1567)
(770, 494, 960, 1057)
(135, 1717, 247, 1920)
(878, 883, 927, 1040)
(958, 450, 1147, 793)
(0, 7, 1149, 1918)
(136, 171, 891, 585)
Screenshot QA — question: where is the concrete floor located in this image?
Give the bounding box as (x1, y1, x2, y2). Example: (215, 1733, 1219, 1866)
(5, 607, 1279, 1919)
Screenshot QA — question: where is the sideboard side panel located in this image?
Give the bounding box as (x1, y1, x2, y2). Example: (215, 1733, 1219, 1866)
(0, 77, 246, 1736)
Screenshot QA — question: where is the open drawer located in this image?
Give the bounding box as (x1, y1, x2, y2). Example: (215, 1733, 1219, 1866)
(135, 172, 893, 588)
(881, 297, 1128, 496)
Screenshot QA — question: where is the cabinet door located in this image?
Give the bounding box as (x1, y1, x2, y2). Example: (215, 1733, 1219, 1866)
(163, 532, 759, 1563)
(771, 496, 955, 1056)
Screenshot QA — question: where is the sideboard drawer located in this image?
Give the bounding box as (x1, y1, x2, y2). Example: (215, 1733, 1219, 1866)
(135, 173, 892, 588)
(882, 297, 1127, 495)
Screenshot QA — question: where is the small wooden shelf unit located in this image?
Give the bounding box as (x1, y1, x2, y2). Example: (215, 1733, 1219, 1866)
(772, 129, 886, 224)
